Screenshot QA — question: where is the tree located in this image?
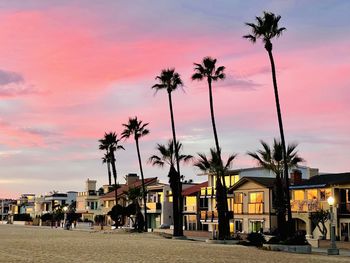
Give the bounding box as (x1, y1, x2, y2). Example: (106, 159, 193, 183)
(121, 116, 150, 232)
(148, 139, 193, 236)
(191, 57, 230, 239)
(102, 153, 112, 186)
(152, 68, 185, 236)
(244, 11, 292, 230)
(125, 187, 145, 232)
(194, 148, 236, 240)
(247, 139, 304, 239)
(99, 132, 125, 208)
(310, 209, 329, 240)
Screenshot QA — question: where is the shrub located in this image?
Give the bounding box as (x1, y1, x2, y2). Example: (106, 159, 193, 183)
(282, 231, 309, 245)
(247, 232, 266, 247)
(13, 213, 32, 222)
(266, 236, 281, 244)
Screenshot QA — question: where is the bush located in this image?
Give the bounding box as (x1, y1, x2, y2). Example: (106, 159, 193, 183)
(266, 236, 281, 244)
(247, 232, 266, 247)
(13, 213, 32, 222)
(282, 231, 309, 245)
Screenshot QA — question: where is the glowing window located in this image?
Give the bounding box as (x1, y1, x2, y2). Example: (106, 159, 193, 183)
(307, 189, 317, 200)
(319, 189, 331, 201)
(294, 190, 305, 201)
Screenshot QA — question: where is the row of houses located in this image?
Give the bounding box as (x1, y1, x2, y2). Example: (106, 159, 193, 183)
(1, 167, 350, 241)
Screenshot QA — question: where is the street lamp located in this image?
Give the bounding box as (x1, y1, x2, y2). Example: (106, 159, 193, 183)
(63, 206, 68, 230)
(327, 196, 339, 255)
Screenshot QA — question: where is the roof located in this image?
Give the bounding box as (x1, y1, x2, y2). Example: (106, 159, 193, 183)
(182, 181, 208, 196)
(290, 172, 350, 189)
(228, 177, 275, 193)
(100, 177, 158, 200)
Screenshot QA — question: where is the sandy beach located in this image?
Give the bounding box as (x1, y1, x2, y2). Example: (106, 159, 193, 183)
(0, 225, 348, 263)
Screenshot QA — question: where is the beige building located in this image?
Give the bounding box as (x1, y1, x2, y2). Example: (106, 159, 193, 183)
(76, 179, 102, 221)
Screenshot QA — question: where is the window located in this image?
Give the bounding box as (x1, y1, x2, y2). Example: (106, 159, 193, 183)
(294, 190, 305, 201)
(224, 175, 240, 188)
(235, 220, 243, 233)
(248, 192, 263, 214)
(307, 189, 317, 200)
(233, 193, 243, 214)
(199, 198, 208, 208)
(319, 189, 331, 201)
(249, 220, 264, 233)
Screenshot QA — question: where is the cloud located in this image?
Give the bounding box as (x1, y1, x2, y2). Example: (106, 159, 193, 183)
(217, 74, 261, 91)
(0, 69, 23, 85)
(0, 69, 40, 97)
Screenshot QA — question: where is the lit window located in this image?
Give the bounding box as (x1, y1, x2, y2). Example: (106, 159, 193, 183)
(294, 190, 305, 201)
(319, 189, 331, 201)
(307, 189, 317, 200)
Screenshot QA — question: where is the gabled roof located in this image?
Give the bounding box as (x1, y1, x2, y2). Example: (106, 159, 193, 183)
(228, 177, 275, 193)
(100, 177, 158, 200)
(290, 172, 350, 189)
(182, 181, 208, 196)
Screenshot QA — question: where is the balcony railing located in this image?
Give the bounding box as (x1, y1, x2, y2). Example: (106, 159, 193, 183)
(200, 187, 216, 197)
(291, 200, 320, 212)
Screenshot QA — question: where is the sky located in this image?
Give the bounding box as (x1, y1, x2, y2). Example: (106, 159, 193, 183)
(0, 0, 349, 198)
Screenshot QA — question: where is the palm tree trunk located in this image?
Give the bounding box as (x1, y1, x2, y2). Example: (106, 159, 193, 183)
(167, 91, 183, 236)
(110, 152, 118, 207)
(208, 78, 230, 239)
(135, 138, 148, 232)
(266, 45, 292, 236)
(107, 161, 112, 186)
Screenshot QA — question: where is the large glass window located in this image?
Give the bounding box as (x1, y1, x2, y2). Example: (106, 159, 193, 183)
(319, 189, 331, 201)
(233, 193, 243, 214)
(235, 220, 243, 233)
(294, 190, 305, 201)
(248, 192, 263, 214)
(249, 220, 264, 233)
(307, 189, 317, 200)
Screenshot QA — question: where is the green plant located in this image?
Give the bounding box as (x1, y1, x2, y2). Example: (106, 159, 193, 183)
(282, 231, 309, 245)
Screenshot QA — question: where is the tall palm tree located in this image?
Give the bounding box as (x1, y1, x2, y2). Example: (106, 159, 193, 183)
(148, 139, 193, 236)
(248, 139, 304, 238)
(151, 68, 184, 236)
(121, 116, 150, 232)
(243, 11, 292, 227)
(191, 57, 230, 238)
(102, 153, 112, 186)
(99, 132, 124, 206)
(194, 148, 237, 240)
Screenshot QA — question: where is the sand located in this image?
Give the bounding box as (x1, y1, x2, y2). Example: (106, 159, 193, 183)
(0, 225, 348, 263)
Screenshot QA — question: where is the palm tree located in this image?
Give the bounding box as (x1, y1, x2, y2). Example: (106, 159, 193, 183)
(99, 132, 124, 206)
(194, 148, 236, 240)
(192, 57, 230, 238)
(152, 68, 184, 236)
(102, 153, 112, 186)
(121, 116, 150, 232)
(148, 139, 193, 236)
(248, 139, 304, 238)
(243, 11, 292, 228)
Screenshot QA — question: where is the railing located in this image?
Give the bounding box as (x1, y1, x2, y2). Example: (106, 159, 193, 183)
(232, 204, 243, 214)
(200, 187, 216, 197)
(146, 202, 161, 211)
(290, 200, 320, 212)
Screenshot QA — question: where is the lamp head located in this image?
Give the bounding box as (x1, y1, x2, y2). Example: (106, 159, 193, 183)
(327, 196, 335, 206)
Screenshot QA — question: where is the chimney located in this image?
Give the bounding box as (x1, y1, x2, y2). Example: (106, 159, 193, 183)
(85, 179, 97, 192)
(290, 169, 302, 185)
(126, 173, 139, 185)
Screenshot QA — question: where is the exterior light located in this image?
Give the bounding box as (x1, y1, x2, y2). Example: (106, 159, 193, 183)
(63, 206, 68, 212)
(327, 196, 335, 206)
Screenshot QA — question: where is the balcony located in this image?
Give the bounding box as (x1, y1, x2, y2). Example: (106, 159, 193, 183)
(291, 200, 321, 213)
(248, 203, 264, 214)
(146, 202, 161, 212)
(200, 187, 216, 197)
(200, 210, 218, 222)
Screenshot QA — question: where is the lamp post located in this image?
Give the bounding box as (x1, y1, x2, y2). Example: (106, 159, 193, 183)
(327, 196, 339, 255)
(63, 206, 68, 230)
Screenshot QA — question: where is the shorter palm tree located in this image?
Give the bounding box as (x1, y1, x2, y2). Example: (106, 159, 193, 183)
(148, 139, 192, 236)
(248, 139, 304, 239)
(194, 148, 237, 240)
(121, 117, 149, 232)
(99, 132, 124, 207)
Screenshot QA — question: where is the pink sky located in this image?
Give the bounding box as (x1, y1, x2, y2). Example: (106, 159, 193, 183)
(0, 1, 349, 198)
